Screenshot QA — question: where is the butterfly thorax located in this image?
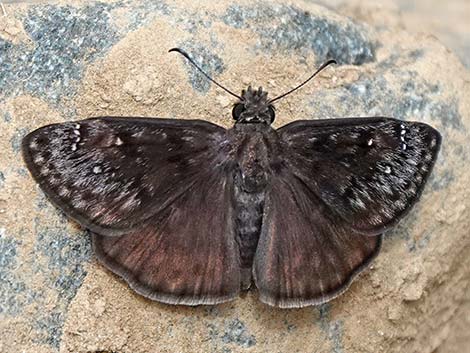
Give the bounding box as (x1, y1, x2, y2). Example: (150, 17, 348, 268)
(230, 123, 276, 192)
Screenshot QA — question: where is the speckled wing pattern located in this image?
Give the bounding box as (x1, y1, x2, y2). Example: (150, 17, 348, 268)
(22, 115, 441, 308)
(22, 117, 230, 235)
(22, 117, 241, 304)
(254, 117, 440, 307)
(278, 118, 441, 234)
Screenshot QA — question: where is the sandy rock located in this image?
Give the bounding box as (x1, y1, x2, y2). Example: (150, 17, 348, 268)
(0, 1, 469, 353)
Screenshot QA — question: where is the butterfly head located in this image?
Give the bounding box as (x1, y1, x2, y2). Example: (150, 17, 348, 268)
(170, 48, 337, 127)
(232, 86, 275, 125)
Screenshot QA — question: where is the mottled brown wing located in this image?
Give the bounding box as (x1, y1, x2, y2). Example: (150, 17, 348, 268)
(93, 170, 241, 305)
(22, 117, 230, 236)
(253, 170, 382, 308)
(278, 117, 441, 235)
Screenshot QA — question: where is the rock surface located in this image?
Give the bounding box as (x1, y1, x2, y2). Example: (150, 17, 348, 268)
(0, 1, 469, 352)
(324, 0, 470, 69)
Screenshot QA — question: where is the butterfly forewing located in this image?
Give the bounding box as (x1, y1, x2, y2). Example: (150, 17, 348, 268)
(278, 117, 441, 234)
(22, 117, 230, 236)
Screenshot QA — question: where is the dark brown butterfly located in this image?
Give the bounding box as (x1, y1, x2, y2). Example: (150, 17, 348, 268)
(22, 49, 441, 308)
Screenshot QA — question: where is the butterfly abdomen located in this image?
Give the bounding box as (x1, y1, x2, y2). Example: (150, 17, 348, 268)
(234, 184, 265, 289)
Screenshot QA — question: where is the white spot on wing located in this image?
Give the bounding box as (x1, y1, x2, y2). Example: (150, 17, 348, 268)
(40, 166, 50, 176)
(115, 137, 123, 145)
(49, 176, 59, 185)
(406, 158, 418, 166)
(181, 136, 194, 142)
(367, 139, 373, 146)
(371, 214, 382, 225)
(34, 155, 45, 164)
(30, 141, 38, 150)
(93, 166, 102, 174)
(58, 186, 71, 197)
(391, 197, 404, 209)
(75, 199, 88, 210)
(384, 166, 391, 174)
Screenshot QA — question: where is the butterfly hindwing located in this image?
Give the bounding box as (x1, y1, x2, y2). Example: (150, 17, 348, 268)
(253, 169, 382, 308)
(278, 117, 441, 234)
(92, 170, 241, 305)
(22, 117, 230, 236)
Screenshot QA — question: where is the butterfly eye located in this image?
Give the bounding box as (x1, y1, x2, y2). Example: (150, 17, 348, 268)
(267, 105, 275, 123)
(232, 103, 245, 121)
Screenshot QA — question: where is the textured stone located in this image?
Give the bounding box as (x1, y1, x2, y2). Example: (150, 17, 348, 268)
(0, 1, 469, 353)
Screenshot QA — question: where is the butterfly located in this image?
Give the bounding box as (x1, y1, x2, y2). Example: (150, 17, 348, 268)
(22, 48, 441, 308)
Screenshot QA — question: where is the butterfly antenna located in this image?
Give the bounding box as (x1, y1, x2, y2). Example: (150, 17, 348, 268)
(169, 48, 243, 100)
(269, 59, 337, 104)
